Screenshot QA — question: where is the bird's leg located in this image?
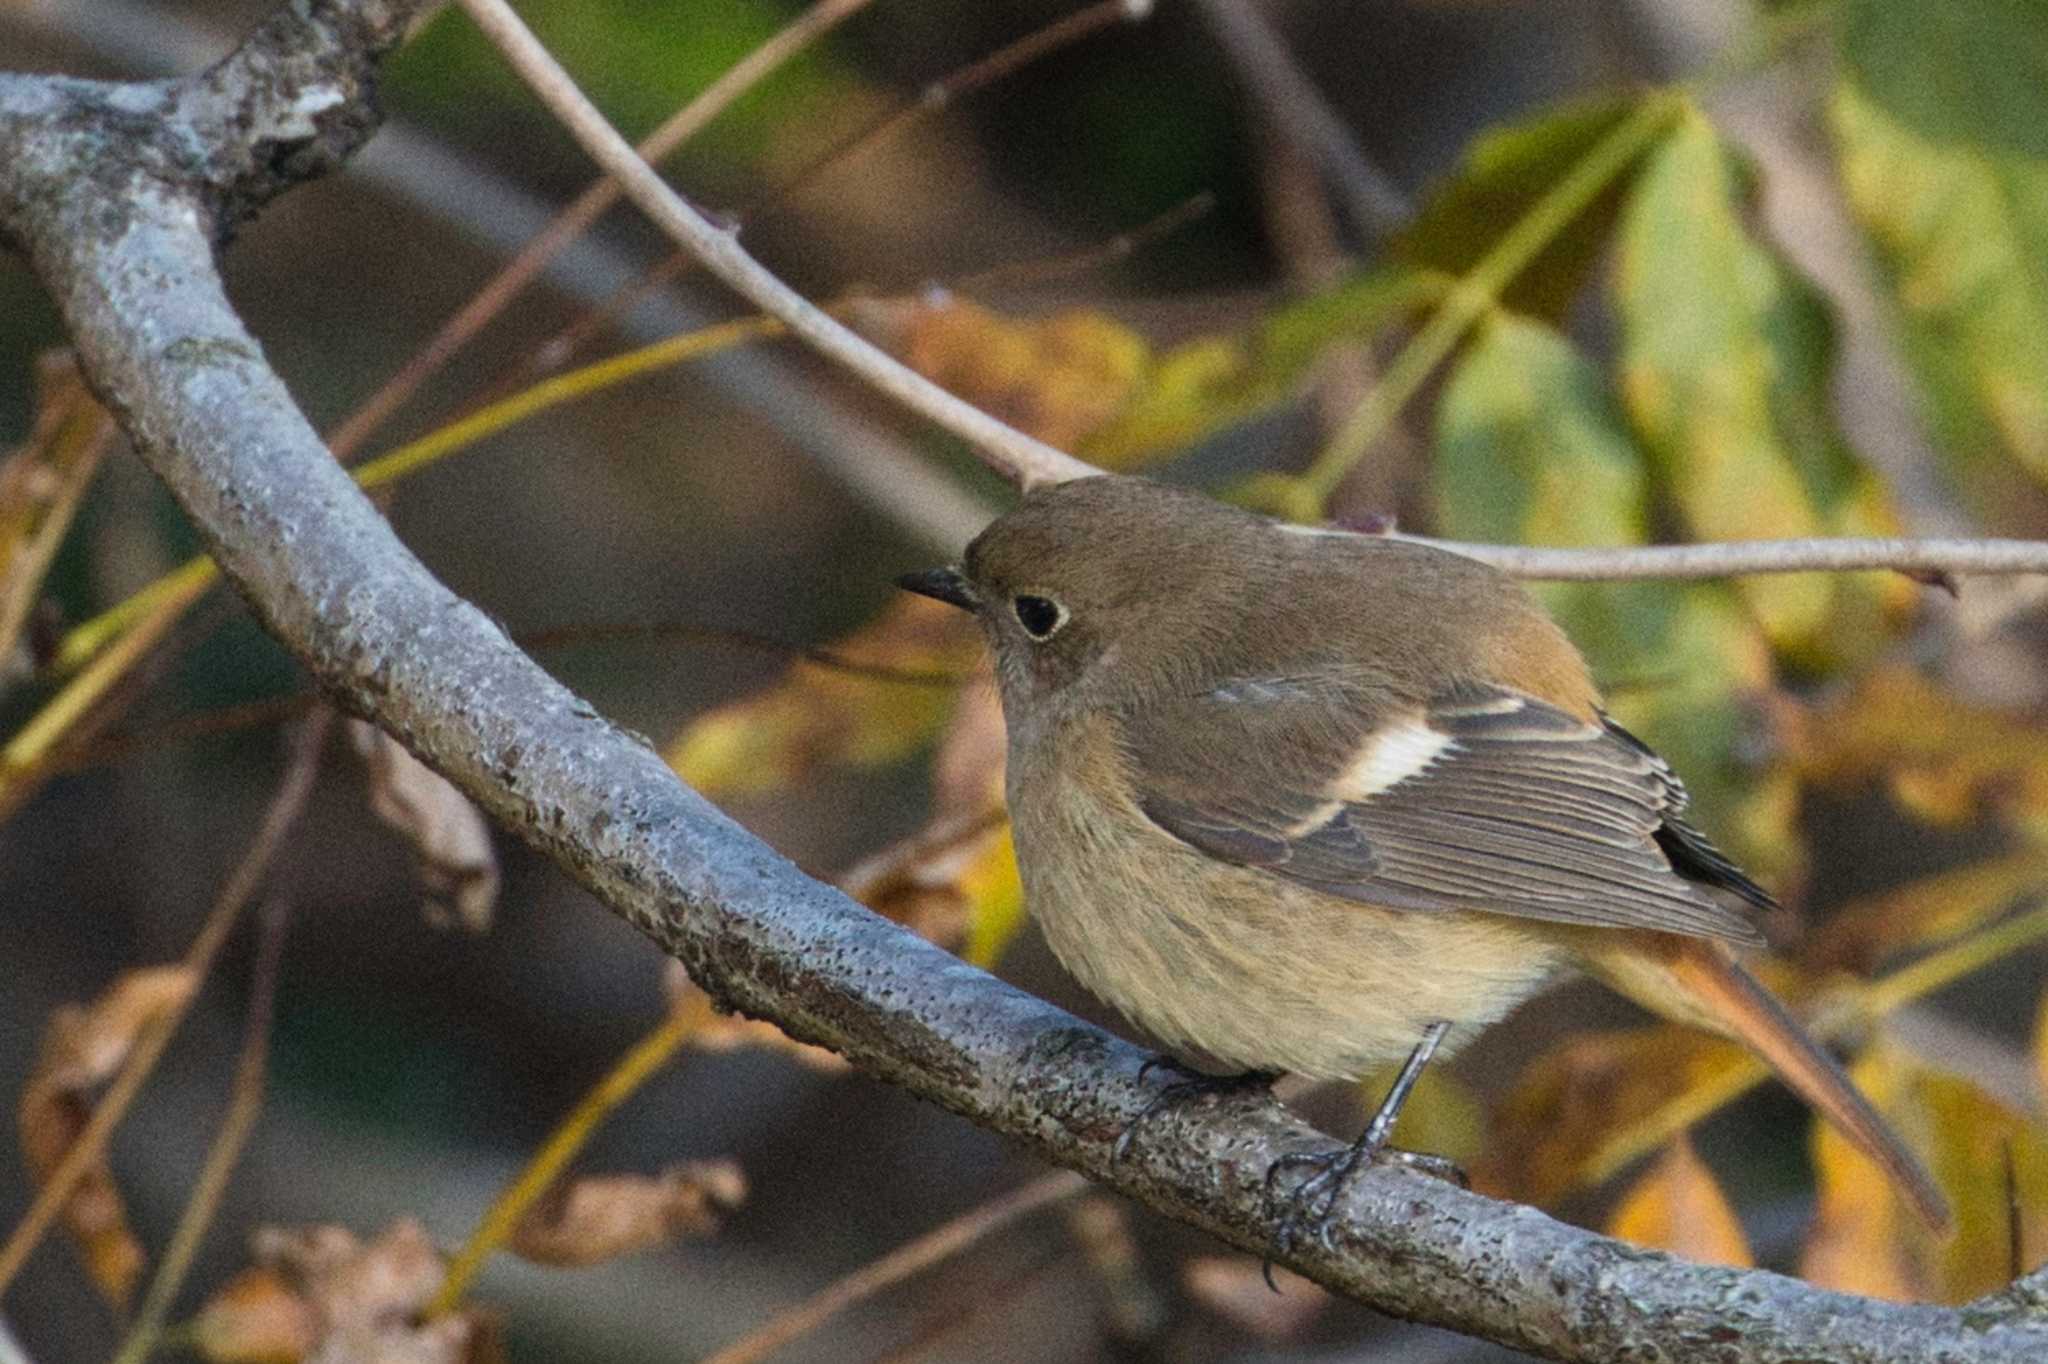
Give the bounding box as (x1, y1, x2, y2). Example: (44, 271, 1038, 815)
(1264, 1021, 1461, 1268)
(1113, 1058, 1280, 1162)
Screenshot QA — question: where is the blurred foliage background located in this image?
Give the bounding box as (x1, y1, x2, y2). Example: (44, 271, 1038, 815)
(4, 0, 2048, 1360)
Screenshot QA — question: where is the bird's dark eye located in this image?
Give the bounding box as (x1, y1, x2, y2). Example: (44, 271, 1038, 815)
(1012, 594, 1066, 640)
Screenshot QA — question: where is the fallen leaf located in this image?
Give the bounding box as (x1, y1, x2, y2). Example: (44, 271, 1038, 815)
(1605, 1136, 1752, 1268)
(349, 721, 498, 932)
(19, 965, 197, 1309)
(664, 594, 977, 800)
(509, 1160, 746, 1267)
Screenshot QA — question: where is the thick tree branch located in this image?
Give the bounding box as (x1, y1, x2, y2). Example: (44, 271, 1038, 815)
(3, 5, 2048, 1361)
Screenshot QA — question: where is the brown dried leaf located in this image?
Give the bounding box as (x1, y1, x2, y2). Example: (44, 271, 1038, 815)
(1791, 666, 2048, 841)
(1801, 853, 2044, 973)
(19, 965, 198, 1309)
(838, 806, 1012, 956)
(664, 595, 978, 799)
(1605, 1136, 1752, 1268)
(1476, 1025, 1756, 1207)
(241, 1218, 496, 1363)
(508, 1160, 746, 1267)
(833, 680, 1027, 967)
(0, 350, 117, 669)
(349, 721, 498, 932)
(663, 962, 849, 1074)
(1182, 1256, 1327, 1339)
(854, 295, 1150, 450)
(192, 1267, 317, 1364)
(1803, 1040, 2048, 1304)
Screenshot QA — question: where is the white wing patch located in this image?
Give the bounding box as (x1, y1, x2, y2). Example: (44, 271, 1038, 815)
(1330, 720, 1455, 801)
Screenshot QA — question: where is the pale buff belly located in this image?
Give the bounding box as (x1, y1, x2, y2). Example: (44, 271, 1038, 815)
(1012, 775, 1567, 1082)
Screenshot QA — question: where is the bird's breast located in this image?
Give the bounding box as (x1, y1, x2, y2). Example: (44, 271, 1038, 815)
(1005, 711, 1566, 1081)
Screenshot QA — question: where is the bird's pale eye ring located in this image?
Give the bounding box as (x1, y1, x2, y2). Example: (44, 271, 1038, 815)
(1012, 594, 1067, 641)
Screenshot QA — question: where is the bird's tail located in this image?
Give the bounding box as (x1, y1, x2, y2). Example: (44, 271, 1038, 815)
(1586, 935, 1951, 1232)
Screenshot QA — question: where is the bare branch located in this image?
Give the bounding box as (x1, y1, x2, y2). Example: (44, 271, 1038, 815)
(323, 0, 875, 458)
(1187, 0, 1411, 238)
(450, 0, 1098, 492)
(1382, 531, 2048, 581)
(703, 1171, 1087, 1364)
(6, 5, 2048, 1361)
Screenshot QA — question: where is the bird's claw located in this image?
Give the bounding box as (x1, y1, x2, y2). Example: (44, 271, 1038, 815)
(1259, 1141, 1467, 1289)
(1113, 1060, 1276, 1163)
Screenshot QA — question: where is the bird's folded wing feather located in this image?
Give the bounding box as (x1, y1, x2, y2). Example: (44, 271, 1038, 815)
(1123, 677, 1768, 945)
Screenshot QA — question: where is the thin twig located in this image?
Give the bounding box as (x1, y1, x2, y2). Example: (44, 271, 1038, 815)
(702, 1170, 1088, 1364)
(1379, 531, 2048, 581)
(426, 989, 715, 1316)
(517, 621, 968, 685)
(868, 1249, 1064, 1364)
(0, 709, 333, 1301)
(952, 191, 1216, 295)
(513, 0, 1152, 389)
(1186, 0, 1410, 237)
(451, 0, 1097, 491)
(1298, 94, 1682, 504)
(109, 894, 294, 1364)
(322, 0, 874, 460)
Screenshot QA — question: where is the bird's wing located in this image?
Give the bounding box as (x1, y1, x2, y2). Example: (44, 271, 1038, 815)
(1122, 677, 1769, 945)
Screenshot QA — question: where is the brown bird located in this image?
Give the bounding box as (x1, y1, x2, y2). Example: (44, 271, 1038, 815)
(900, 474, 1949, 1243)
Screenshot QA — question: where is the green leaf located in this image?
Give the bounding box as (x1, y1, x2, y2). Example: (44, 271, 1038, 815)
(1831, 0, 2048, 500)
(1614, 104, 1905, 667)
(1079, 265, 1440, 466)
(1398, 97, 1644, 322)
(1433, 314, 1795, 879)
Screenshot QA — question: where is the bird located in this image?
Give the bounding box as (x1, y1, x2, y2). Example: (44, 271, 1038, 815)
(898, 473, 1950, 1245)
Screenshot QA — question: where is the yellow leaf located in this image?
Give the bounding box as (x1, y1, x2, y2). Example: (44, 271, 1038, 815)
(1802, 853, 2043, 974)
(1606, 1136, 1753, 1268)
(1477, 1025, 1757, 1207)
(1803, 1039, 2048, 1303)
(1791, 665, 2048, 843)
(663, 595, 977, 799)
(0, 351, 117, 670)
(853, 295, 1149, 452)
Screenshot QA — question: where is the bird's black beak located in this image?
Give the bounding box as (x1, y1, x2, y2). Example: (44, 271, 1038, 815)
(897, 566, 979, 612)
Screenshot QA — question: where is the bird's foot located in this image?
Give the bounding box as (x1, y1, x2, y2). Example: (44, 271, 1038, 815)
(1260, 1019, 1461, 1287)
(1262, 1140, 1466, 1285)
(1113, 1060, 1278, 1162)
